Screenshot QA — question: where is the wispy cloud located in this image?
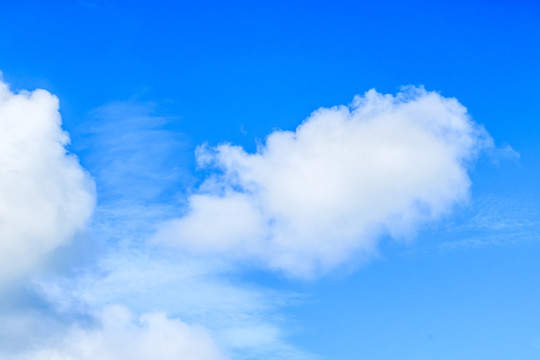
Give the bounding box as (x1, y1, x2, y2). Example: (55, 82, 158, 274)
(32, 248, 314, 359)
(436, 195, 540, 251)
(73, 101, 190, 244)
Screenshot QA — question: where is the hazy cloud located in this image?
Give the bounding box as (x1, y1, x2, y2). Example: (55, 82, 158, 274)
(34, 249, 314, 360)
(14, 305, 225, 360)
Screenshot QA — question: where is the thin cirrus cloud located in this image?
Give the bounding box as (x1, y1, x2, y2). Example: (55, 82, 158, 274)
(155, 86, 493, 277)
(0, 78, 95, 283)
(73, 101, 189, 244)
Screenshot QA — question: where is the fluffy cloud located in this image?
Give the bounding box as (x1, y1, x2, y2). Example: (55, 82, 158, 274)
(155, 87, 491, 277)
(15, 305, 225, 360)
(0, 79, 95, 282)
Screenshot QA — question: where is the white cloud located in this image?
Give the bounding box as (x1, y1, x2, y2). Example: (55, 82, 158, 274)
(14, 305, 225, 360)
(155, 87, 491, 277)
(0, 78, 95, 282)
(0, 91, 311, 360)
(34, 249, 314, 360)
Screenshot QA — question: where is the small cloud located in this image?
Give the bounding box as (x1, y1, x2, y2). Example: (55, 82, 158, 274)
(486, 143, 520, 165)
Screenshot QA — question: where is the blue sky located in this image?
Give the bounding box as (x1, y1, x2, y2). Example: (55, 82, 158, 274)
(0, 0, 539, 359)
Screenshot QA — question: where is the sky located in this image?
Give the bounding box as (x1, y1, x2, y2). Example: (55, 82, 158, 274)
(0, 0, 539, 359)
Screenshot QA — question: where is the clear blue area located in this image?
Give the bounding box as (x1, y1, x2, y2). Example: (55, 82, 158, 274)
(1, 0, 539, 358)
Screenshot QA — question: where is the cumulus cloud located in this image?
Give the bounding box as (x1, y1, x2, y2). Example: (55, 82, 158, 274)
(14, 305, 225, 360)
(155, 87, 492, 277)
(0, 78, 95, 282)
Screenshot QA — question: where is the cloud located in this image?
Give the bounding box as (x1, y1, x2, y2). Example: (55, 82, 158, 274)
(435, 195, 540, 251)
(76, 101, 187, 205)
(72, 101, 189, 244)
(155, 87, 492, 277)
(0, 78, 95, 282)
(13, 305, 225, 360)
(0, 94, 310, 360)
(33, 249, 314, 360)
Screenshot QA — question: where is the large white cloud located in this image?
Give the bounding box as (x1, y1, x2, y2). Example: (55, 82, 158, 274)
(155, 87, 492, 277)
(0, 78, 95, 282)
(14, 305, 225, 360)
